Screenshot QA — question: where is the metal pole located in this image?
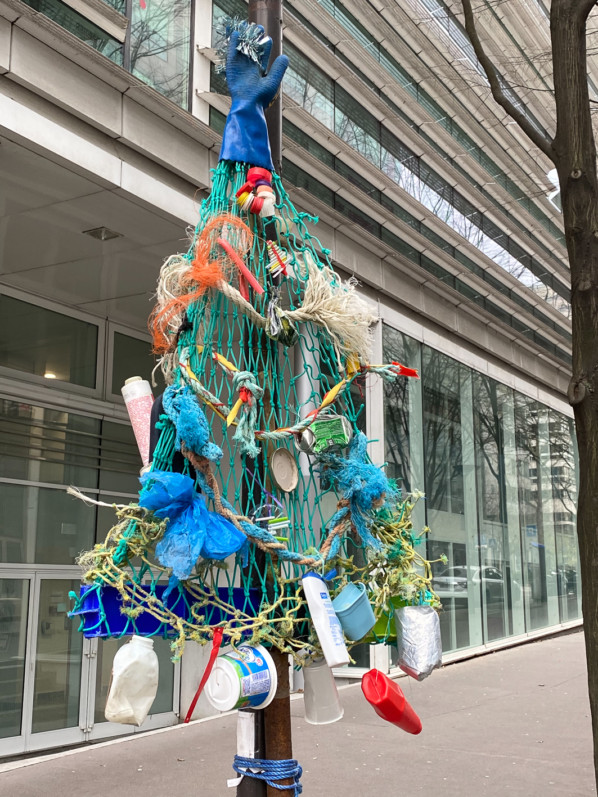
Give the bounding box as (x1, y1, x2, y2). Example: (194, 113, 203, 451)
(250, 0, 283, 175)
(237, 3, 288, 795)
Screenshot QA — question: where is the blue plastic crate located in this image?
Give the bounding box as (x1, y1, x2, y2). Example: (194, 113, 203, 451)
(70, 583, 261, 639)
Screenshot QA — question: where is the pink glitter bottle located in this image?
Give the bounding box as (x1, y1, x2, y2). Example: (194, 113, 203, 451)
(121, 376, 154, 468)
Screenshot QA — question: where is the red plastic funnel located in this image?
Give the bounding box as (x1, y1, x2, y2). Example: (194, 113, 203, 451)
(361, 668, 422, 735)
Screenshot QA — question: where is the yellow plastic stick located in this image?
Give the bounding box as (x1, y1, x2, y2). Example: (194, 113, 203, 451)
(227, 396, 244, 427)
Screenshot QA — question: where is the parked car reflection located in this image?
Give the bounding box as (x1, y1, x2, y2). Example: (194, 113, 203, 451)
(432, 565, 506, 604)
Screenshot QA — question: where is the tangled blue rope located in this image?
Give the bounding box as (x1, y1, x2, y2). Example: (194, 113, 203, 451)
(319, 432, 397, 555)
(232, 756, 303, 794)
(163, 384, 223, 462)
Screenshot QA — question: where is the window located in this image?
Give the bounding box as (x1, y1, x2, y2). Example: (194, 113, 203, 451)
(28, 0, 192, 108)
(0, 399, 141, 565)
(111, 332, 162, 396)
(280, 42, 571, 317)
(0, 295, 98, 389)
(22, 0, 124, 64)
(423, 348, 464, 515)
(130, 0, 193, 108)
(103, 0, 126, 11)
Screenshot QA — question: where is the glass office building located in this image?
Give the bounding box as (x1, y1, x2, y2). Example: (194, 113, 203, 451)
(0, 0, 578, 756)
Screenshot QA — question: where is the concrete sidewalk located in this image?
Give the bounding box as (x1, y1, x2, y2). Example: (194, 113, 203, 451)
(1, 630, 595, 796)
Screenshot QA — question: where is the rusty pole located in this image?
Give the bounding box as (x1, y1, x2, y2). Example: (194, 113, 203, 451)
(238, 3, 292, 796)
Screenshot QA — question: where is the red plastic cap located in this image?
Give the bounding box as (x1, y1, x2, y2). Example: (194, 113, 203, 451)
(361, 669, 422, 735)
(247, 167, 272, 186)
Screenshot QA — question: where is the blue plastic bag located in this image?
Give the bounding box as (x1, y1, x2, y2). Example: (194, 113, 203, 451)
(140, 471, 247, 579)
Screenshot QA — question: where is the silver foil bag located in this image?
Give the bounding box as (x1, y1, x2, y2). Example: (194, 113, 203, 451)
(394, 605, 442, 681)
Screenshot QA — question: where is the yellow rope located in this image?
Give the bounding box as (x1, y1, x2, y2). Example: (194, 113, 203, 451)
(76, 494, 440, 663)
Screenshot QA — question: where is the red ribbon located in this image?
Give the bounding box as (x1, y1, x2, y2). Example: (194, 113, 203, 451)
(183, 627, 224, 723)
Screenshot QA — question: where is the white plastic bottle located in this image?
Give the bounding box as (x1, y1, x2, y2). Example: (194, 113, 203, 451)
(302, 572, 350, 668)
(104, 636, 160, 726)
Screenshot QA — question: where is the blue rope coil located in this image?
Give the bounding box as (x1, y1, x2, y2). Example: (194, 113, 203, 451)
(233, 755, 303, 794)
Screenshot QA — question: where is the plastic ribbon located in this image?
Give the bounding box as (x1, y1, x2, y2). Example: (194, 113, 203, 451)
(183, 627, 224, 723)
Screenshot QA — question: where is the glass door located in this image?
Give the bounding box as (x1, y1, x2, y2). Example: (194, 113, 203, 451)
(25, 571, 90, 753)
(87, 635, 179, 741)
(0, 568, 180, 757)
(0, 573, 31, 756)
(0, 569, 89, 756)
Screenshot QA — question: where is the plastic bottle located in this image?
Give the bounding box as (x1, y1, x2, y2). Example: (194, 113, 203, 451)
(104, 636, 160, 726)
(301, 572, 350, 668)
(121, 377, 154, 467)
(361, 668, 422, 734)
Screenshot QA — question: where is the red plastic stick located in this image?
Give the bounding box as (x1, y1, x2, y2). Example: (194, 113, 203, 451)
(184, 628, 224, 723)
(361, 668, 422, 734)
(217, 238, 264, 295)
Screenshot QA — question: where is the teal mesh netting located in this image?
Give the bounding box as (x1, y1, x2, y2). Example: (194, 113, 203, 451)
(70, 159, 440, 664)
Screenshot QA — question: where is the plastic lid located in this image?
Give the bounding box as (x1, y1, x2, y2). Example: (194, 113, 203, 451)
(205, 658, 241, 712)
(269, 448, 299, 493)
(124, 376, 143, 384)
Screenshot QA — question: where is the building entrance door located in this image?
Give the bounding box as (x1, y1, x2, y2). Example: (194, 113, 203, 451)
(0, 569, 89, 756)
(0, 568, 179, 758)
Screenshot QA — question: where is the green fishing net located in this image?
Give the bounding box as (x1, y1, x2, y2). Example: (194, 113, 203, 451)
(70, 159, 440, 664)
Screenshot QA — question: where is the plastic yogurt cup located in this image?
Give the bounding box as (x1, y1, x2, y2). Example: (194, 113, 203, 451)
(205, 643, 278, 712)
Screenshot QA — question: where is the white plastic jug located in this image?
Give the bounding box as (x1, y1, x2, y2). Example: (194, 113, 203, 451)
(104, 636, 160, 726)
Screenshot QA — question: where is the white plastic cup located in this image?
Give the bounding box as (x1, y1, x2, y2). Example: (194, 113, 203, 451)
(303, 657, 344, 725)
(205, 644, 278, 712)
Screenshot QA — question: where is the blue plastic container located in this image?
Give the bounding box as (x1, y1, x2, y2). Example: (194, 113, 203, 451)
(70, 584, 260, 639)
(332, 582, 376, 641)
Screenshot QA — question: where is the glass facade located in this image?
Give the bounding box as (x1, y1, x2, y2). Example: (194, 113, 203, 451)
(383, 323, 580, 656)
(313, 0, 564, 249)
(22, 0, 124, 64)
(27, 0, 192, 109)
(279, 41, 569, 318)
(0, 391, 178, 753)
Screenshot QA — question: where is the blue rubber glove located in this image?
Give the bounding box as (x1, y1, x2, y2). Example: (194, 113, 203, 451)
(219, 27, 289, 171)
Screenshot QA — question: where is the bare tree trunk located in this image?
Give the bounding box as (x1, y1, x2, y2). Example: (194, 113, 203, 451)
(552, 0, 598, 783)
(459, 0, 598, 785)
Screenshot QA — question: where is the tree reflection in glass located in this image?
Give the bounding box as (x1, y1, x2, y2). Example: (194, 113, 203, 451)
(130, 0, 191, 108)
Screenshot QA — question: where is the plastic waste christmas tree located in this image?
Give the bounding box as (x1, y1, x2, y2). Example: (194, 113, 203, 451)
(70, 18, 441, 751)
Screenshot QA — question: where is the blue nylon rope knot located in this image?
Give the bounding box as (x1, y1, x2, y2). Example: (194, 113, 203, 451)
(232, 756, 303, 794)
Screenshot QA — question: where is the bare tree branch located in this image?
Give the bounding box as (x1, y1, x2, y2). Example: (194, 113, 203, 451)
(459, 0, 555, 160)
(576, 0, 598, 24)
